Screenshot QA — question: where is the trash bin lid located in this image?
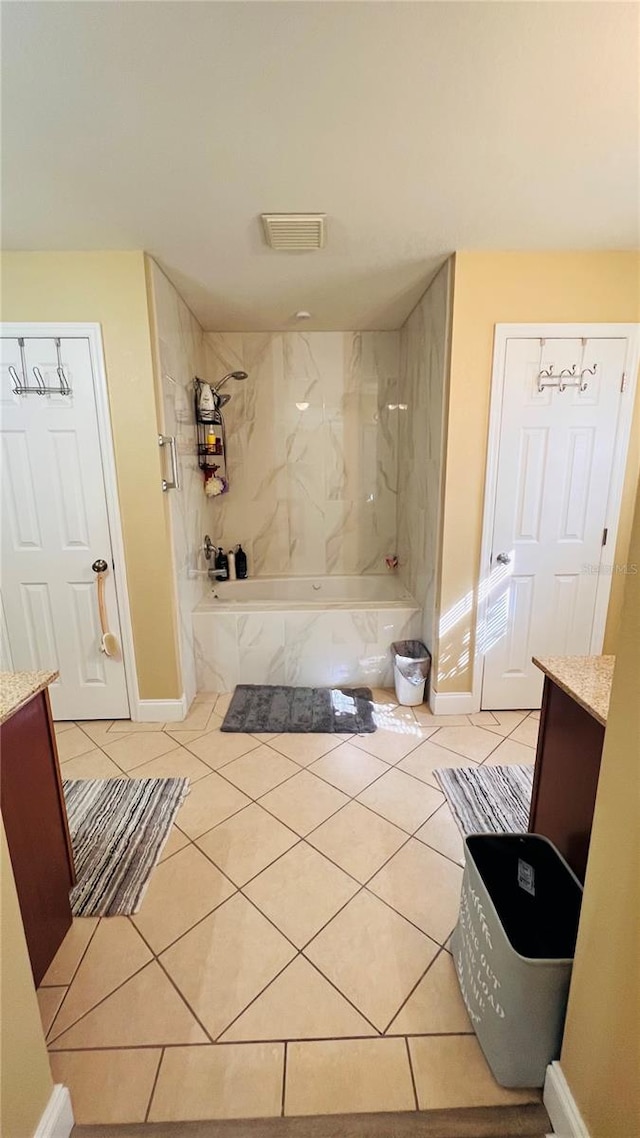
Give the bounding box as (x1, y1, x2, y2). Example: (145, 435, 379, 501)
(466, 834, 583, 960)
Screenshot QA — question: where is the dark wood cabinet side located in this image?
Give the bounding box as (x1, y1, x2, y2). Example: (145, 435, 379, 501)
(0, 691, 74, 985)
(528, 677, 605, 883)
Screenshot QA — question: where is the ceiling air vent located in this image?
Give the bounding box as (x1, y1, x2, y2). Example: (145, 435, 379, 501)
(261, 213, 326, 251)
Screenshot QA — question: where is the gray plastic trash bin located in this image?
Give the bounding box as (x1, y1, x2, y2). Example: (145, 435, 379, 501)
(391, 640, 431, 706)
(451, 833, 582, 1088)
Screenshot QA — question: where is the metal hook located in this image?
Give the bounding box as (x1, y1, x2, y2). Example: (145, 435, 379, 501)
(54, 338, 71, 395)
(32, 366, 47, 394)
(56, 366, 71, 395)
(8, 366, 24, 394)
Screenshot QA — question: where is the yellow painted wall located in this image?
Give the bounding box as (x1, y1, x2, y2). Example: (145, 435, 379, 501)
(560, 473, 640, 1136)
(0, 822, 53, 1138)
(438, 251, 640, 693)
(0, 252, 181, 701)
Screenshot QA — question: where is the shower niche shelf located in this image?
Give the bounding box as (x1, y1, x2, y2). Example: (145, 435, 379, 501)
(194, 378, 229, 497)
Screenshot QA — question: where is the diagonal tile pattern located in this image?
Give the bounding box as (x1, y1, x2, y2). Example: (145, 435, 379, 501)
(388, 950, 474, 1035)
(220, 956, 375, 1041)
(220, 744, 300, 797)
(48, 918, 152, 1040)
(308, 742, 389, 796)
(49, 961, 209, 1048)
(304, 890, 439, 1030)
(176, 771, 251, 838)
(160, 893, 297, 1039)
(306, 800, 407, 882)
(258, 768, 349, 835)
(367, 838, 464, 944)
(42, 692, 541, 1124)
(195, 802, 299, 886)
(356, 766, 444, 833)
(131, 844, 236, 953)
(244, 843, 359, 948)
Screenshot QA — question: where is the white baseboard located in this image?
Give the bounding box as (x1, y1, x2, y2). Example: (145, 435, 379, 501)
(429, 688, 478, 715)
(34, 1085, 74, 1138)
(543, 1062, 591, 1137)
(133, 694, 188, 723)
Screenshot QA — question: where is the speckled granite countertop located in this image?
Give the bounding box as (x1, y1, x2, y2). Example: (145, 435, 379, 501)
(0, 670, 59, 726)
(533, 655, 614, 726)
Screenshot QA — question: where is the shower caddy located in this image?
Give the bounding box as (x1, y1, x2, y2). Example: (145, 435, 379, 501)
(194, 377, 229, 496)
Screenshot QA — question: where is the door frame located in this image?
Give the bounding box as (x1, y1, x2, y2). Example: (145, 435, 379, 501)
(1, 321, 138, 719)
(474, 322, 640, 712)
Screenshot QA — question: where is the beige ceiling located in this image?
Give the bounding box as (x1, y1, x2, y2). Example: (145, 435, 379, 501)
(2, 1, 638, 331)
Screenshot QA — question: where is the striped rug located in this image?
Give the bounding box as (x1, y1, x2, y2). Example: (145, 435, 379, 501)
(63, 777, 189, 917)
(434, 764, 533, 837)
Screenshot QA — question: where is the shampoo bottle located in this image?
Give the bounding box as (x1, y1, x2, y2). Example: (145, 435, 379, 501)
(235, 544, 248, 579)
(227, 550, 237, 581)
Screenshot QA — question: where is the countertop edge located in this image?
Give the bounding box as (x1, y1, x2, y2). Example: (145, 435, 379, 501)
(0, 671, 59, 727)
(533, 655, 612, 727)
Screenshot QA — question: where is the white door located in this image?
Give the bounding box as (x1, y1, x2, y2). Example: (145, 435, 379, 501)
(482, 335, 631, 710)
(0, 333, 130, 720)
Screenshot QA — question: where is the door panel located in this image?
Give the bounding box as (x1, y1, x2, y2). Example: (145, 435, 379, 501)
(482, 336, 627, 709)
(0, 334, 129, 719)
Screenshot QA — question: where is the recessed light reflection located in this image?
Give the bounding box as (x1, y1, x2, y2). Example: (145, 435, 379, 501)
(295, 401, 310, 411)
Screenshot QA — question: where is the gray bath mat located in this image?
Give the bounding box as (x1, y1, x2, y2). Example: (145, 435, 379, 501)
(221, 684, 376, 734)
(63, 777, 190, 916)
(434, 764, 533, 836)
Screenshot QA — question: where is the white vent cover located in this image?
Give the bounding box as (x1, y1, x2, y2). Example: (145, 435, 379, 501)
(261, 213, 326, 251)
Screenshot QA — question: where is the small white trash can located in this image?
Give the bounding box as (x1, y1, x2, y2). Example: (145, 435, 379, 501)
(392, 640, 431, 707)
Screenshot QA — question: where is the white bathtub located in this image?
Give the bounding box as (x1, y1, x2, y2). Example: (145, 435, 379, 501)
(198, 574, 414, 610)
(192, 575, 421, 692)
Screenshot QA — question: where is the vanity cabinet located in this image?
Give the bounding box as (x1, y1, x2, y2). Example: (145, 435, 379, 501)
(0, 674, 75, 985)
(529, 656, 612, 883)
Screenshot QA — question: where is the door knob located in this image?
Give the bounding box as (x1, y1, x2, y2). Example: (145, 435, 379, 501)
(495, 552, 511, 565)
(92, 559, 109, 573)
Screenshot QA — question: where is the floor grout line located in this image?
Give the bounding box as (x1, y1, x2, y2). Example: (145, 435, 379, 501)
(404, 1034, 420, 1111)
(280, 1040, 288, 1117)
(46, 947, 155, 1045)
(47, 1029, 481, 1053)
(145, 1046, 165, 1122)
(44, 916, 102, 1041)
(382, 946, 445, 1035)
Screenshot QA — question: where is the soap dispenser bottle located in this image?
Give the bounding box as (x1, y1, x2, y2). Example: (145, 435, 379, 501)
(235, 544, 248, 579)
(214, 547, 228, 581)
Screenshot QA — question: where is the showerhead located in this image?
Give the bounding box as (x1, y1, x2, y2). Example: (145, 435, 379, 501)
(213, 370, 248, 393)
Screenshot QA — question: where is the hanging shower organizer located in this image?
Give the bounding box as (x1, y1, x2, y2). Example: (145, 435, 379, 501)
(194, 377, 229, 497)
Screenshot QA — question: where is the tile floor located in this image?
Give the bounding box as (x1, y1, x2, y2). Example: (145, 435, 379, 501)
(42, 692, 541, 1125)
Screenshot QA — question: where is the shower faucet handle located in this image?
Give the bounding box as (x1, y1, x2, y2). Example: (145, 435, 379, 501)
(203, 535, 215, 561)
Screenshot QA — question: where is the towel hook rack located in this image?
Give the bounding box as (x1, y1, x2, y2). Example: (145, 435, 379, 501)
(536, 338, 596, 393)
(9, 337, 73, 396)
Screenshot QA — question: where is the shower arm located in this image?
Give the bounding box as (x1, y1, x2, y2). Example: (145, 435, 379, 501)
(212, 370, 248, 394)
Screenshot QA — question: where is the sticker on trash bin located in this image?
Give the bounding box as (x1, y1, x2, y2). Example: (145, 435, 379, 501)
(517, 858, 535, 896)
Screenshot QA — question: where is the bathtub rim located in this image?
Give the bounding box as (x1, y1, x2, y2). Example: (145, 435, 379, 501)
(193, 573, 418, 614)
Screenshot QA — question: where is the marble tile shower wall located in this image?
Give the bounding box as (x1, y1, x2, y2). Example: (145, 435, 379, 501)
(203, 331, 400, 577)
(148, 261, 211, 705)
(397, 261, 451, 653)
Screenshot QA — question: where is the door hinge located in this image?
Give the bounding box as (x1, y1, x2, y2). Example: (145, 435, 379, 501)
(602, 527, 608, 547)
(621, 372, 628, 393)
